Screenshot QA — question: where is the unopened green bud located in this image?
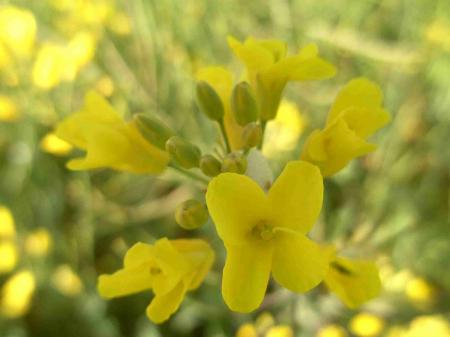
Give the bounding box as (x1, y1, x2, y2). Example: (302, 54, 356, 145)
(242, 122, 263, 149)
(199, 154, 221, 177)
(196, 81, 224, 121)
(166, 136, 201, 169)
(231, 82, 258, 126)
(175, 199, 209, 230)
(221, 151, 247, 174)
(134, 113, 173, 149)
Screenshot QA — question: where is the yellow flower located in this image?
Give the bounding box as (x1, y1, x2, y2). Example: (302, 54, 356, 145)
(228, 36, 336, 121)
(24, 228, 53, 257)
(0, 95, 20, 122)
(40, 132, 73, 156)
(317, 324, 348, 337)
(55, 91, 170, 174)
(0, 270, 36, 318)
(52, 265, 83, 296)
(405, 277, 436, 306)
(197, 67, 245, 150)
(263, 99, 306, 158)
(324, 256, 381, 308)
(98, 238, 214, 323)
(206, 160, 332, 312)
(32, 43, 66, 89)
(301, 78, 390, 176)
(406, 315, 450, 337)
(0, 205, 15, 239)
(0, 242, 18, 274)
(349, 313, 385, 337)
(0, 6, 36, 58)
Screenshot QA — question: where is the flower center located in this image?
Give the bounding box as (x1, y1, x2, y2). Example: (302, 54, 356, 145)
(251, 221, 275, 241)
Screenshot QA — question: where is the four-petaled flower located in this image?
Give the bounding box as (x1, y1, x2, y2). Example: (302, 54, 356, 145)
(55, 91, 170, 173)
(206, 160, 333, 312)
(228, 36, 336, 121)
(98, 238, 214, 323)
(301, 78, 391, 176)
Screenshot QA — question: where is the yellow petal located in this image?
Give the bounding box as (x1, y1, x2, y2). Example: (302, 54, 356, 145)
(0, 242, 18, 273)
(301, 119, 376, 177)
(327, 78, 390, 139)
(236, 323, 258, 337)
(325, 257, 381, 309)
(146, 281, 186, 324)
(0, 206, 15, 239)
(272, 232, 332, 293)
(268, 160, 323, 233)
(171, 239, 215, 290)
(266, 325, 294, 337)
(97, 265, 153, 299)
(151, 238, 189, 296)
(0, 270, 36, 318)
(227, 36, 275, 73)
(206, 173, 269, 245)
(222, 242, 273, 312)
(328, 78, 383, 123)
(258, 38, 287, 62)
(123, 242, 154, 268)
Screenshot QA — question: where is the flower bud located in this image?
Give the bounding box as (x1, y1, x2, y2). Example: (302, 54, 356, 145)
(231, 82, 258, 126)
(242, 122, 262, 149)
(134, 113, 173, 149)
(200, 154, 221, 177)
(175, 199, 209, 230)
(221, 151, 247, 174)
(165, 136, 201, 169)
(196, 81, 224, 121)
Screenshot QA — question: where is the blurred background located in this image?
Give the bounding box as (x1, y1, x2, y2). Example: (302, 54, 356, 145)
(0, 0, 449, 336)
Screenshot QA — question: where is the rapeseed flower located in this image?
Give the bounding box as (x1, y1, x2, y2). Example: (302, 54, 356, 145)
(349, 313, 385, 337)
(301, 78, 390, 176)
(206, 160, 332, 312)
(0, 206, 18, 274)
(0, 270, 36, 318)
(324, 255, 381, 308)
(98, 238, 214, 323)
(227, 36, 336, 121)
(55, 91, 170, 173)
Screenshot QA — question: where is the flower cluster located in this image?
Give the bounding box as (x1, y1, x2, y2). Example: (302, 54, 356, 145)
(55, 36, 389, 322)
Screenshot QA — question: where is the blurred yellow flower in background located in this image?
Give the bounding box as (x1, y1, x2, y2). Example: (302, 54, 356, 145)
(349, 313, 385, 337)
(405, 277, 437, 307)
(236, 312, 293, 337)
(32, 43, 67, 90)
(0, 270, 36, 318)
(405, 315, 450, 337)
(0, 6, 36, 58)
(24, 228, 53, 257)
(425, 19, 450, 52)
(263, 100, 306, 158)
(40, 132, 73, 156)
(0, 95, 20, 122)
(317, 324, 348, 337)
(52, 265, 83, 296)
(0, 206, 18, 274)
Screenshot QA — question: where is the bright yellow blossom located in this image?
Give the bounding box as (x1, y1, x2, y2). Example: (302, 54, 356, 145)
(301, 78, 390, 176)
(324, 256, 381, 308)
(32, 43, 67, 89)
(197, 67, 245, 150)
(0, 206, 18, 274)
(349, 313, 385, 337)
(98, 238, 214, 323)
(0, 95, 20, 122)
(0, 270, 36, 318)
(40, 132, 73, 156)
(206, 160, 332, 312)
(55, 91, 170, 173)
(228, 36, 336, 121)
(24, 228, 53, 257)
(0, 6, 36, 58)
(317, 324, 348, 337)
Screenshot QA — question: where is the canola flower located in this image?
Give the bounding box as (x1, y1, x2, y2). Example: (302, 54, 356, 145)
(98, 238, 214, 323)
(55, 90, 170, 173)
(206, 160, 332, 312)
(301, 78, 390, 176)
(45, 35, 388, 323)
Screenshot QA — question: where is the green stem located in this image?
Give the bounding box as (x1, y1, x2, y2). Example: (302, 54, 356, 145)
(168, 163, 209, 185)
(219, 119, 232, 153)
